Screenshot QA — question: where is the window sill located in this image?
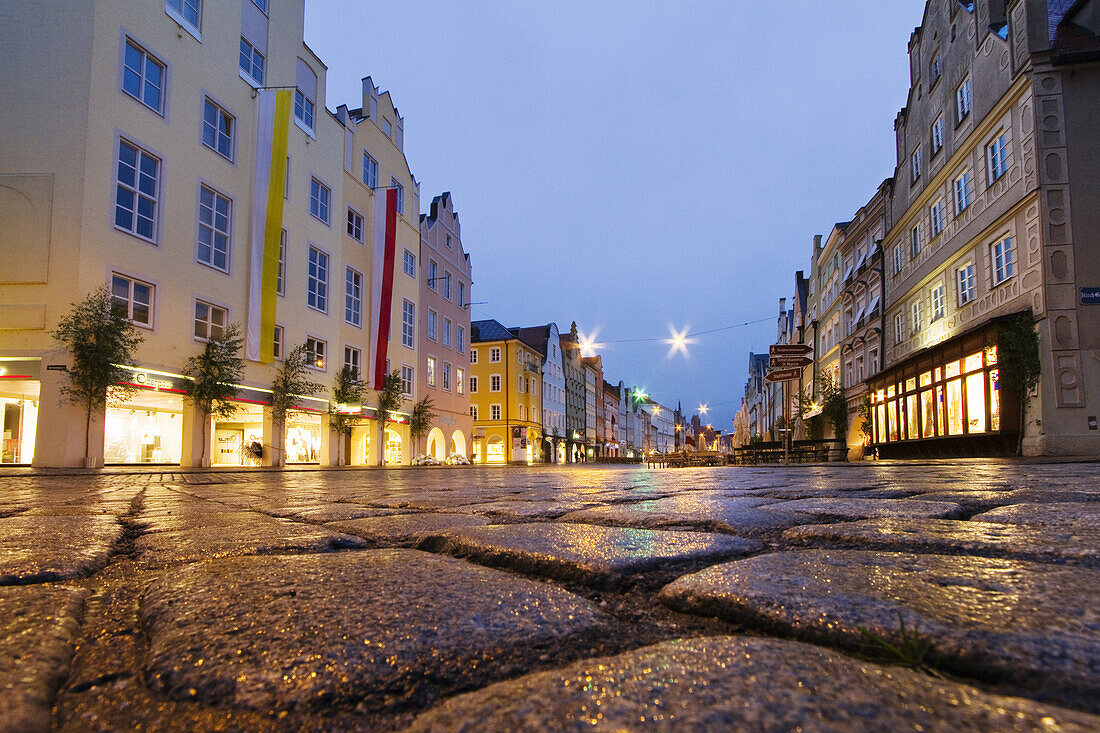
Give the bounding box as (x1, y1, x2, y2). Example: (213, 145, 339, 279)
(114, 225, 159, 247)
(238, 69, 261, 89)
(165, 7, 202, 42)
(294, 117, 316, 140)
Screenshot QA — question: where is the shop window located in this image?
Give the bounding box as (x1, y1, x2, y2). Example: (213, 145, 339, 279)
(194, 300, 226, 341)
(966, 371, 986, 433)
(105, 404, 182, 464)
(111, 274, 153, 327)
(305, 336, 326, 370)
(989, 369, 1001, 431)
(921, 389, 935, 438)
(946, 379, 964, 435)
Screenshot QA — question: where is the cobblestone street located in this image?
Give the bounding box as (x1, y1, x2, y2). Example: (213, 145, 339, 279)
(2, 460, 1100, 731)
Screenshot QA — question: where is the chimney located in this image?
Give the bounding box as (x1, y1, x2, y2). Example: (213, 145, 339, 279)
(779, 297, 787, 315)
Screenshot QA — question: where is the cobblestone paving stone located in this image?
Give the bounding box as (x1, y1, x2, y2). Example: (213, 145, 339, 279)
(0, 460, 1098, 730)
(659, 549, 1100, 711)
(404, 636, 1100, 732)
(783, 518, 1100, 566)
(0, 586, 88, 732)
(418, 523, 761, 589)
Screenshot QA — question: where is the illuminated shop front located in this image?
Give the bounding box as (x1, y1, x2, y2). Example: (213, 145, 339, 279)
(212, 403, 265, 466)
(0, 360, 41, 464)
(106, 368, 187, 464)
(870, 322, 1016, 457)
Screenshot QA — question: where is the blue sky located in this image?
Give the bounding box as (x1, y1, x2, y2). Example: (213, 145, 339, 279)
(305, 1, 927, 430)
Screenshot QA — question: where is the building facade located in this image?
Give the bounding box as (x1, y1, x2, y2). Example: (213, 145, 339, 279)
(873, 0, 1100, 457)
(469, 319, 542, 464)
(559, 323, 587, 461)
(515, 323, 567, 463)
(417, 192, 472, 460)
(0, 0, 427, 467)
(581, 355, 603, 458)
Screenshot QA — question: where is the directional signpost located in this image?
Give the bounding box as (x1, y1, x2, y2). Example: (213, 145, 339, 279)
(766, 344, 814, 463)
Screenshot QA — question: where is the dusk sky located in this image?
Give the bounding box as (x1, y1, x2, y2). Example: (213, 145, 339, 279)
(305, 1, 928, 430)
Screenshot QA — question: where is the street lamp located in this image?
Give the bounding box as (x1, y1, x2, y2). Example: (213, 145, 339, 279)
(699, 404, 708, 415)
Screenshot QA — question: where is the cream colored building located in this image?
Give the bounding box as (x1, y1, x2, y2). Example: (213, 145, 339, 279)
(0, 0, 421, 466)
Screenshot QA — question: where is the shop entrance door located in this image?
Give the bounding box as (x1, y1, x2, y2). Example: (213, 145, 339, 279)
(213, 428, 244, 465)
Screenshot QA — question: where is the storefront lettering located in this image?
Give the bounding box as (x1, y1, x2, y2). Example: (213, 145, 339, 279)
(134, 372, 174, 391)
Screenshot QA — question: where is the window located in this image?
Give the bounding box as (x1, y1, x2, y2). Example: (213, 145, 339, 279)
(957, 262, 976, 304)
(930, 53, 942, 84)
(362, 152, 378, 188)
(470, 376, 478, 393)
(309, 178, 330, 224)
(273, 324, 283, 359)
(457, 281, 465, 307)
(443, 318, 452, 348)
(470, 405, 478, 420)
(931, 115, 944, 155)
(115, 139, 160, 241)
(111, 274, 153, 327)
(490, 347, 501, 363)
(442, 271, 452, 300)
(197, 185, 231, 272)
(303, 337, 326, 370)
(294, 88, 314, 130)
(531, 379, 537, 396)
(893, 244, 903, 275)
(457, 326, 465, 353)
(911, 299, 923, 334)
(400, 365, 413, 396)
(446, 234, 452, 249)
(194, 300, 226, 341)
(910, 148, 922, 182)
(427, 356, 437, 386)
(490, 404, 501, 421)
(427, 309, 438, 341)
(956, 78, 972, 123)
(345, 208, 364, 242)
(276, 229, 286, 296)
(518, 404, 526, 421)
(307, 246, 328, 312)
(239, 37, 265, 84)
(910, 224, 921, 258)
(382, 119, 392, 137)
(428, 259, 438, 291)
(930, 199, 945, 237)
(470, 348, 478, 364)
(345, 267, 362, 326)
(954, 170, 973, 214)
(402, 300, 415, 348)
(391, 178, 404, 213)
(894, 312, 905, 344)
(403, 249, 416, 277)
(490, 374, 501, 392)
(517, 375, 524, 393)
(122, 39, 165, 113)
(457, 367, 464, 395)
(166, 0, 201, 32)
(930, 284, 946, 321)
(442, 362, 452, 391)
(988, 133, 1010, 183)
(992, 236, 1016, 285)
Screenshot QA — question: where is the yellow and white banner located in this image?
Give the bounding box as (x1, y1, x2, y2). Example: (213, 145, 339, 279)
(246, 89, 291, 362)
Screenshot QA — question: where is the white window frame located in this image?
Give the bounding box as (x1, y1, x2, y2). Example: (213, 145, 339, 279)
(428, 259, 439, 291)
(362, 151, 378, 188)
(931, 115, 944, 154)
(391, 178, 404, 213)
(305, 336, 327, 371)
(470, 348, 478, 364)
(992, 236, 1016, 285)
(892, 244, 903, 275)
(442, 362, 452, 391)
(910, 147, 922, 182)
(111, 273, 154, 328)
(201, 97, 234, 160)
(294, 88, 315, 131)
(490, 347, 501, 363)
(403, 249, 416, 278)
(401, 300, 415, 348)
(276, 228, 287, 296)
(894, 312, 905, 345)
(470, 375, 478, 393)
(122, 38, 166, 114)
(239, 36, 264, 85)
(346, 207, 364, 242)
(165, 0, 201, 40)
(273, 324, 284, 360)
(197, 184, 231, 273)
(427, 309, 438, 341)
(490, 404, 502, 421)
(910, 224, 921, 258)
(954, 170, 973, 214)
(956, 77, 972, 124)
(457, 326, 465, 353)
(930, 199, 945, 237)
(490, 374, 501, 392)
(114, 138, 161, 243)
(194, 299, 227, 342)
(442, 318, 452, 348)
(309, 177, 330, 224)
(988, 132, 1010, 184)
(442, 270, 452, 300)
(470, 405, 478, 420)
(957, 262, 976, 305)
(457, 367, 464, 395)
(400, 365, 413, 397)
(910, 299, 923, 335)
(345, 267, 362, 327)
(307, 245, 329, 313)
(930, 283, 946, 322)
(427, 356, 437, 387)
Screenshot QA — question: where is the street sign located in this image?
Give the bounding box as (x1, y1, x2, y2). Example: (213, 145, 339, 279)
(764, 367, 803, 383)
(1082, 287, 1100, 305)
(769, 344, 813, 356)
(768, 355, 813, 369)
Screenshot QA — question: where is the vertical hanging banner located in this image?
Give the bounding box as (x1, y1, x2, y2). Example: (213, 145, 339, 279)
(368, 188, 399, 390)
(246, 89, 292, 362)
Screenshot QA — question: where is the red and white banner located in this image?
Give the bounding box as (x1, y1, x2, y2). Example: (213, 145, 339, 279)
(368, 188, 398, 390)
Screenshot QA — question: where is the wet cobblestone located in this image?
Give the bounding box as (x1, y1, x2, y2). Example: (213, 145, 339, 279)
(0, 460, 1098, 730)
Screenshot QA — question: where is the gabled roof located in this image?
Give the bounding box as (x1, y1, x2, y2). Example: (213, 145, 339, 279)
(514, 325, 551, 355)
(470, 319, 513, 343)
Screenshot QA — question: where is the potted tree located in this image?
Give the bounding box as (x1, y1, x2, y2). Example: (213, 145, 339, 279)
(997, 313, 1041, 456)
(408, 394, 436, 462)
(51, 286, 144, 468)
(182, 323, 245, 467)
(375, 369, 403, 466)
(268, 344, 322, 467)
(328, 365, 365, 466)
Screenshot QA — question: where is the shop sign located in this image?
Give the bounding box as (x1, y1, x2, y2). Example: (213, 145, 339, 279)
(46, 364, 68, 371)
(132, 372, 179, 391)
(1081, 287, 1100, 305)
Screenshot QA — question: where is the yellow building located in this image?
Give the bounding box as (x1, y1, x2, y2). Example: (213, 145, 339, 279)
(468, 320, 543, 464)
(0, 0, 419, 466)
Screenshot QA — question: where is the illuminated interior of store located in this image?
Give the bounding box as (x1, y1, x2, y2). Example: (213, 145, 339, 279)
(105, 389, 183, 464)
(0, 379, 39, 465)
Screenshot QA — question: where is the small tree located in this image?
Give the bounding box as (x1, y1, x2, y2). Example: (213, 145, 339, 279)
(51, 286, 144, 464)
(409, 394, 436, 457)
(375, 369, 404, 466)
(182, 323, 244, 466)
(997, 314, 1041, 456)
(818, 372, 848, 445)
(328, 365, 366, 466)
(269, 344, 323, 466)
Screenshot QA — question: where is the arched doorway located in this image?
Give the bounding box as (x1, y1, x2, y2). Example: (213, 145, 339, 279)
(426, 427, 446, 460)
(450, 430, 466, 458)
(486, 435, 505, 464)
(384, 428, 403, 465)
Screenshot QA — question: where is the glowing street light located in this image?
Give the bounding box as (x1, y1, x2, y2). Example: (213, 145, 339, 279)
(665, 327, 694, 358)
(699, 403, 708, 415)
